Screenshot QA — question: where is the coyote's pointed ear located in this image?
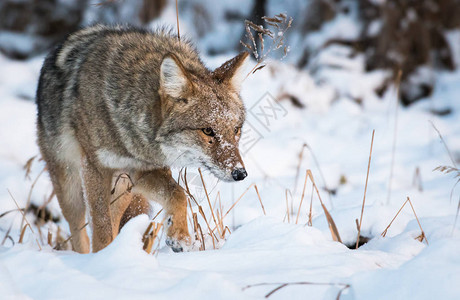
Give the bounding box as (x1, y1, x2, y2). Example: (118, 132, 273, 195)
(213, 52, 249, 91)
(160, 54, 190, 98)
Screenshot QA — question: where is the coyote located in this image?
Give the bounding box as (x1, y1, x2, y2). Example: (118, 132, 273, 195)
(36, 25, 248, 253)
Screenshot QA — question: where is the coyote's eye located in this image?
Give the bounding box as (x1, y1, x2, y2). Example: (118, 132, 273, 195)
(202, 127, 215, 137)
(234, 127, 241, 135)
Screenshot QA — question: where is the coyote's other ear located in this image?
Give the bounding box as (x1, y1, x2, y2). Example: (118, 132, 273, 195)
(213, 52, 249, 91)
(160, 54, 190, 98)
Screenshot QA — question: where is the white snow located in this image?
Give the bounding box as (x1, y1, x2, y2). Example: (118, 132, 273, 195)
(0, 18, 460, 300)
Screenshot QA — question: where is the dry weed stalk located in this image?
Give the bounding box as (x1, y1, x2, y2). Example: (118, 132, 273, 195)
(243, 281, 350, 299)
(284, 189, 293, 223)
(7, 189, 41, 250)
(381, 197, 428, 245)
(47, 229, 52, 246)
(175, 0, 180, 42)
(308, 183, 314, 226)
(430, 121, 457, 168)
(241, 13, 293, 78)
(295, 170, 309, 224)
(181, 168, 232, 250)
(23, 155, 37, 180)
(21, 165, 47, 229)
(253, 185, 266, 215)
(412, 166, 423, 192)
(306, 143, 334, 207)
(305, 170, 342, 243)
(142, 221, 163, 254)
(223, 183, 256, 219)
(387, 70, 403, 204)
(1, 223, 14, 246)
(294, 143, 334, 207)
(431, 123, 460, 234)
(355, 130, 375, 249)
(293, 144, 308, 195)
(198, 168, 221, 237)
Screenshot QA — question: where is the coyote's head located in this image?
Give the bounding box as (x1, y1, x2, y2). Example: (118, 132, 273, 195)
(156, 52, 249, 182)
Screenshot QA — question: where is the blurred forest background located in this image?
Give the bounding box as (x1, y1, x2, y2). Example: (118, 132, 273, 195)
(1, 0, 460, 106)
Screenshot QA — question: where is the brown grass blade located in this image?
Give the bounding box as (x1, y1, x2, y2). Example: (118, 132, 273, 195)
(18, 224, 30, 243)
(1, 222, 14, 246)
(198, 168, 221, 237)
(22, 166, 47, 229)
(293, 143, 307, 195)
(197, 222, 205, 251)
(306, 170, 342, 243)
(308, 183, 314, 226)
(295, 170, 309, 224)
(356, 130, 375, 249)
(152, 208, 163, 222)
(23, 155, 37, 180)
(175, 0, 180, 42)
(253, 184, 266, 215)
(223, 183, 255, 219)
(407, 197, 428, 245)
(192, 212, 199, 241)
(8, 189, 35, 235)
(381, 198, 409, 237)
(305, 143, 333, 208)
(143, 235, 154, 253)
(430, 121, 457, 168)
(284, 189, 291, 223)
(47, 230, 52, 246)
(381, 197, 428, 244)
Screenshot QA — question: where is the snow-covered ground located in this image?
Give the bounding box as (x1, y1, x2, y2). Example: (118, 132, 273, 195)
(1, 35, 460, 300)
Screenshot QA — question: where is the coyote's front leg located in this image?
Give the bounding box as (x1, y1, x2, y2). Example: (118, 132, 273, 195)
(133, 168, 190, 252)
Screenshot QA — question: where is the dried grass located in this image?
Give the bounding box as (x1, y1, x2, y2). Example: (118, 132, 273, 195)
(142, 221, 163, 254)
(175, 0, 180, 42)
(387, 70, 403, 204)
(412, 166, 423, 192)
(7, 189, 41, 249)
(381, 197, 428, 245)
(284, 189, 292, 223)
(241, 13, 293, 78)
(305, 170, 342, 243)
(431, 123, 460, 234)
(295, 170, 308, 224)
(355, 130, 375, 249)
(21, 165, 47, 229)
(243, 281, 350, 299)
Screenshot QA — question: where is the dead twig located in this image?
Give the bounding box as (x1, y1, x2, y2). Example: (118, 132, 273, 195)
(243, 281, 350, 299)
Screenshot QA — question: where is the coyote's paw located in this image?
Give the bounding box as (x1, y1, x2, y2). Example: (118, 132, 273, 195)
(165, 236, 190, 252)
(165, 216, 191, 252)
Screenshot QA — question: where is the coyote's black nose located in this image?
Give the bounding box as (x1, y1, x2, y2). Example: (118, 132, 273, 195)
(232, 168, 247, 181)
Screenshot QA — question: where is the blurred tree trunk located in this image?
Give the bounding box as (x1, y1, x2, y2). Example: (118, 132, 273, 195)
(139, 0, 167, 24)
(0, 0, 86, 59)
